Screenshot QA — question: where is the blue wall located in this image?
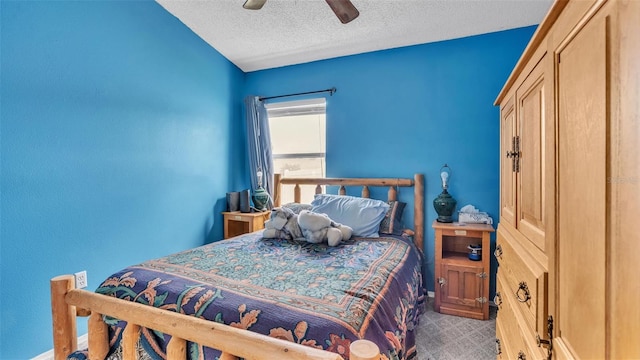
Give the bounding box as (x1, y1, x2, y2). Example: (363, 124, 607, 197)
(0, 1, 245, 358)
(244, 26, 535, 297)
(1, 0, 535, 356)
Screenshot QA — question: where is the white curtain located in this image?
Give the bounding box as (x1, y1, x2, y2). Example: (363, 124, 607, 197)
(244, 95, 274, 208)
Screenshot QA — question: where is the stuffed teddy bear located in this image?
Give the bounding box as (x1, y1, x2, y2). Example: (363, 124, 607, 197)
(263, 207, 303, 240)
(297, 210, 353, 247)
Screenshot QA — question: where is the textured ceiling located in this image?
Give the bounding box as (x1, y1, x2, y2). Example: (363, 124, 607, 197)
(156, 0, 554, 72)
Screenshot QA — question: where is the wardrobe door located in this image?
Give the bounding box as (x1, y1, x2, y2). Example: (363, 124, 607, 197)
(516, 59, 546, 252)
(499, 97, 517, 227)
(555, 13, 607, 360)
(609, 0, 640, 356)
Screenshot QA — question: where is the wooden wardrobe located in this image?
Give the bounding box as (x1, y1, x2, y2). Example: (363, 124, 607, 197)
(494, 0, 639, 358)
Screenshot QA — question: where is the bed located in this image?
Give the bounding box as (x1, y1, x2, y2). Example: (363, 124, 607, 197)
(51, 174, 425, 360)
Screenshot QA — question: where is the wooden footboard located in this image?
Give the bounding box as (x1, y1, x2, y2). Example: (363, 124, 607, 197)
(51, 275, 380, 360)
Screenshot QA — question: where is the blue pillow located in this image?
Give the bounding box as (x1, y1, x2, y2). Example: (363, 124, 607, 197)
(311, 194, 390, 237)
(379, 200, 407, 235)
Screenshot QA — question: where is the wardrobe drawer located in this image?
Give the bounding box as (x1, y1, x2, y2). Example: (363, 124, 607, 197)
(496, 272, 547, 360)
(495, 229, 548, 340)
(495, 291, 531, 360)
(495, 315, 509, 360)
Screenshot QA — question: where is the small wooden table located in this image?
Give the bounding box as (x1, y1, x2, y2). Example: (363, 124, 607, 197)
(222, 211, 270, 239)
(433, 220, 494, 320)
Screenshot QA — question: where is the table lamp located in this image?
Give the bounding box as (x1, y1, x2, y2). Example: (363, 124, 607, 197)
(433, 164, 457, 223)
(252, 170, 270, 211)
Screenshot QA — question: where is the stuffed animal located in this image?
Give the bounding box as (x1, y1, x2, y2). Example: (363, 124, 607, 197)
(263, 207, 303, 240)
(297, 210, 353, 247)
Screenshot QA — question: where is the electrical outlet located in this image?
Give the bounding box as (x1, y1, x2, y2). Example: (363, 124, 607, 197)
(74, 270, 88, 289)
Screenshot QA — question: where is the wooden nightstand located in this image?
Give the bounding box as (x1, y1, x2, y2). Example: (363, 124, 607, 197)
(222, 211, 270, 239)
(433, 220, 494, 320)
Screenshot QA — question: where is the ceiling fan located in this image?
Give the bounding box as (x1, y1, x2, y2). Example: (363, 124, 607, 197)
(242, 0, 360, 24)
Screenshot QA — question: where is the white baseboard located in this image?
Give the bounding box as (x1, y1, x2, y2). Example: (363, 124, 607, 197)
(32, 334, 88, 360)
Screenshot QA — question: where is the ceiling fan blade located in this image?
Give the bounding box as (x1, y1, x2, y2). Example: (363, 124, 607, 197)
(243, 0, 267, 10)
(325, 0, 359, 24)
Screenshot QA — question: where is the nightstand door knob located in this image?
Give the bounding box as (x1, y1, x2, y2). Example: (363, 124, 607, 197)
(517, 351, 527, 360)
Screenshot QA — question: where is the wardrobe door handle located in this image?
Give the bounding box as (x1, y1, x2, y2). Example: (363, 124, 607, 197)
(517, 350, 527, 360)
(495, 339, 502, 355)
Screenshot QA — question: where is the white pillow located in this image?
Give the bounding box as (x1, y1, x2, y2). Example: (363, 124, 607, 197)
(311, 194, 390, 237)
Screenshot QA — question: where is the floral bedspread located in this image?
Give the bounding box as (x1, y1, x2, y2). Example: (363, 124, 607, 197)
(71, 232, 424, 360)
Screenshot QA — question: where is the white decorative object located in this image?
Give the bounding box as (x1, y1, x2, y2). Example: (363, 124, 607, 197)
(458, 204, 493, 224)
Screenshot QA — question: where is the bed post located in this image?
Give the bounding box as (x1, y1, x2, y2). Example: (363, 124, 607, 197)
(414, 174, 425, 252)
(51, 275, 77, 360)
(88, 312, 109, 359)
(350, 339, 380, 360)
(122, 323, 141, 359)
(166, 336, 187, 359)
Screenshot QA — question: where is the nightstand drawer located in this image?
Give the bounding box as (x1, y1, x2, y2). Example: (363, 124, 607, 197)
(222, 211, 269, 239)
(226, 213, 259, 222)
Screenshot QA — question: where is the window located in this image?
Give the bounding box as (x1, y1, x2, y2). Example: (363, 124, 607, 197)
(266, 98, 326, 204)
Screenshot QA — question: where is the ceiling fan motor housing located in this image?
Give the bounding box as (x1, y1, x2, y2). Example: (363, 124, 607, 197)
(243, 0, 359, 24)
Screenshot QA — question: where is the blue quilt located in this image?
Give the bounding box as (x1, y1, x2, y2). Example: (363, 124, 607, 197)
(70, 232, 424, 360)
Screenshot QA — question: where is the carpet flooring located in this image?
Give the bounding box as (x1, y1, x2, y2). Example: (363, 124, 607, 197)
(415, 299, 497, 360)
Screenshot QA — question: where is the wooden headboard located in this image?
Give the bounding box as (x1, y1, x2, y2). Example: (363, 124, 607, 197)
(273, 173, 425, 251)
